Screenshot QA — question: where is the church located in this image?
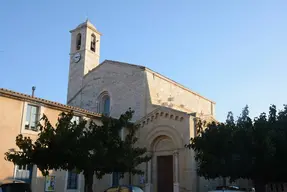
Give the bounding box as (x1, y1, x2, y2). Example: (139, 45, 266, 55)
(67, 20, 220, 192)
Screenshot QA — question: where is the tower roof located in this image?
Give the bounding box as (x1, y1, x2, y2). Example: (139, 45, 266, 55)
(77, 19, 96, 30)
(70, 19, 102, 35)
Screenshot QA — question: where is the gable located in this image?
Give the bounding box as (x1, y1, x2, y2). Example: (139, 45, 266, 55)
(83, 60, 145, 79)
(80, 59, 215, 119)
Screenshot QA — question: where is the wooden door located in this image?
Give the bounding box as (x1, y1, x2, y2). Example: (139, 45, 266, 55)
(157, 155, 173, 192)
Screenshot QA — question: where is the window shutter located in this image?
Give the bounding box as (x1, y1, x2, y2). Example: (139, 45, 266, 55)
(15, 164, 32, 183)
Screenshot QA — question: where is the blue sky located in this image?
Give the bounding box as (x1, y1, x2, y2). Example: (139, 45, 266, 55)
(0, 0, 286, 122)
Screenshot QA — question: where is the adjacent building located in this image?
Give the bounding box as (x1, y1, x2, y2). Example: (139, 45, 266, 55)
(0, 88, 109, 192)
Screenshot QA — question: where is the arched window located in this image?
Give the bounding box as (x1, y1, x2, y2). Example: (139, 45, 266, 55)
(98, 92, 110, 116)
(102, 95, 110, 115)
(91, 34, 96, 52)
(76, 33, 81, 50)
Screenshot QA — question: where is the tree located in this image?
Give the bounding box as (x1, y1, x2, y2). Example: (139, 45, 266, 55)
(248, 105, 287, 191)
(101, 109, 152, 185)
(5, 109, 150, 192)
(187, 117, 235, 181)
(118, 109, 152, 184)
(186, 105, 287, 192)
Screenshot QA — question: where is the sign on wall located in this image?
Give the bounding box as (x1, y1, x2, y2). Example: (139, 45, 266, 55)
(139, 175, 145, 184)
(45, 176, 56, 192)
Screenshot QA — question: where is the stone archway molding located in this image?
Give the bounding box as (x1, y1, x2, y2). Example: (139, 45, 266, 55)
(152, 135, 174, 152)
(145, 125, 183, 151)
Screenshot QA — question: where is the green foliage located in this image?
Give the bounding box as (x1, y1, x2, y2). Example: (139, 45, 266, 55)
(117, 110, 152, 183)
(186, 104, 287, 188)
(5, 108, 150, 192)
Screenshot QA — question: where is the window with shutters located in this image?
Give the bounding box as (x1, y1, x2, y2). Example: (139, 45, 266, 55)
(14, 164, 33, 184)
(111, 172, 119, 186)
(25, 104, 40, 131)
(67, 170, 79, 190)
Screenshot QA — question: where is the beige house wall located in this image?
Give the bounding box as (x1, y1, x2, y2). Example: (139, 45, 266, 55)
(0, 91, 113, 192)
(0, 96, 23, 180)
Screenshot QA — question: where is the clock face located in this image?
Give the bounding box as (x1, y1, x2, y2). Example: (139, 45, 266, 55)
(73, 53, 81, 63)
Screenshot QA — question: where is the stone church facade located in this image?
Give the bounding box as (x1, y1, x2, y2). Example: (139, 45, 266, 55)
(67, 20, 221, 192)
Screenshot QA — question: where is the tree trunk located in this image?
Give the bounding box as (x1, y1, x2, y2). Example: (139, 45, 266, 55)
(128, 172, 132, 185)
(84, 171, 94, 192)
(223, 177, 227, 186)
(253, 180, 266, 192)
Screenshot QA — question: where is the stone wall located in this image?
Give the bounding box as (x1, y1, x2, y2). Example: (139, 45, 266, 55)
(145, 69, 215, 117)
(80, 61, 147, 120)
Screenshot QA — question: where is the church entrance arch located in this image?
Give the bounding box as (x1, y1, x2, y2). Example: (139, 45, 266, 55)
(145, 125, 182, 192)
(151, 135, 175, 192)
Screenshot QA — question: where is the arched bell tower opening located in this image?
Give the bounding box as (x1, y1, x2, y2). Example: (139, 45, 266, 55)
(90, 34, 96, 52)
(76, 33, 81, 50)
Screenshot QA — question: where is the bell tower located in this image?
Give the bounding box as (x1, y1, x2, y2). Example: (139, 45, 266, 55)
(67, 20, 102, 106)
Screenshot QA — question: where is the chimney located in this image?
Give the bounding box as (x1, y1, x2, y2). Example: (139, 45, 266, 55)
(32, 86, 36, 97)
